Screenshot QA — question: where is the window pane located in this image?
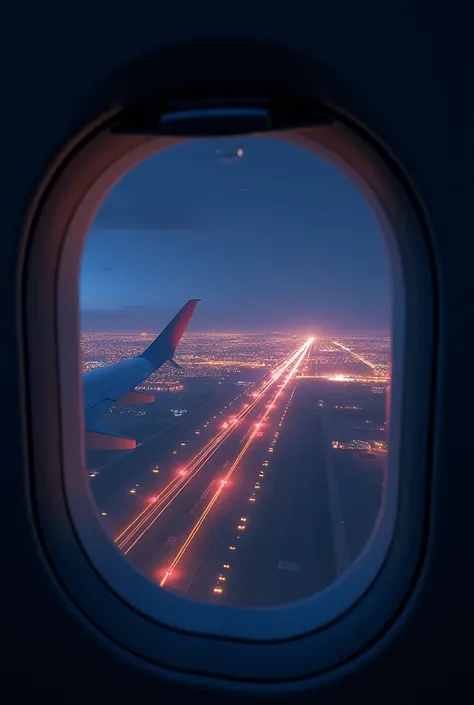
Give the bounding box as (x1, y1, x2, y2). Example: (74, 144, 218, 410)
(80, 136, 391, 606)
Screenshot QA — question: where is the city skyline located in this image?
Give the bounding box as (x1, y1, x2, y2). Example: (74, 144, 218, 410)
(80, 323, 392, 335)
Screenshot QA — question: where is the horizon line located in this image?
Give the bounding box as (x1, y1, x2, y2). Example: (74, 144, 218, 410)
(80, 329, 392, 338)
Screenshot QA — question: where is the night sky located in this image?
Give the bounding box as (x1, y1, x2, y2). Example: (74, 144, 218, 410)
(80, 136, 391, 335)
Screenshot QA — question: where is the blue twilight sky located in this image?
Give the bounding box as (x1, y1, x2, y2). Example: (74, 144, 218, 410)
(80, 136, 391, 335)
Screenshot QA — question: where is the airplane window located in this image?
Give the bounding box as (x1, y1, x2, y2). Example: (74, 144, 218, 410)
(80, 136, 392, 608)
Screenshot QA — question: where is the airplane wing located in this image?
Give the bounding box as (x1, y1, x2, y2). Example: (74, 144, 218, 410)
(83, 299, 200, 450)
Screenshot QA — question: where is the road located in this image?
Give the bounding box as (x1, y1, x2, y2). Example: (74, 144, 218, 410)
(89, 378, 254, 532)
(109, 341, 313, 597)
(92, 336, 383, 608)
(178, 379, 339, 606)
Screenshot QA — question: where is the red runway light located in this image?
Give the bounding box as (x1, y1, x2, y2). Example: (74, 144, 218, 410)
(153, 567, 177, 585)
(114, 340, 309, 561)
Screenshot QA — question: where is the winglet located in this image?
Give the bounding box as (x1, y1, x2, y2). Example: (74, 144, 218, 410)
(140, 299, 200, 370)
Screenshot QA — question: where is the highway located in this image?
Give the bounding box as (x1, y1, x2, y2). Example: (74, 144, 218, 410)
(107, 339, 313, 597)
(89, 378, 256, 530)
(91, 335, 383, 607)
(152, 375, 382, 607)
(181, 379, 338, 606)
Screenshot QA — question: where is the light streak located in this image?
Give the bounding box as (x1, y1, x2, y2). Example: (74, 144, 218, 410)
(160, 338, 310, 587)
(332, 340, 377, 370)
(115, 340, 312, 553)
